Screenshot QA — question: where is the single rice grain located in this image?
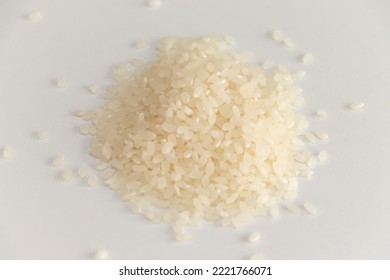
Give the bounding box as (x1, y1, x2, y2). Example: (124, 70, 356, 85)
(52, 155, 65, 167)
(27, 11, 42, 22)
(248, 232, 261, 243)
(62, 169, 73, 182)
(38, 130, 49, 140)
(302, 53, 313, 64)
(2, 146, 14, 159)
(94, 250, 108, 260)
(304, 203, 317, 215)
(56, 78, 67, 88)
(285, 204, 301, 214)
(349, 102, 365, 110)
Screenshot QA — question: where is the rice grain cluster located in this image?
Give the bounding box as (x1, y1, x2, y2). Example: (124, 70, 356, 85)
(81, 37, 311, 228)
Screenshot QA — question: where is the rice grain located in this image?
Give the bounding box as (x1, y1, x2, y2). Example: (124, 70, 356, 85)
(302, 53, 313, 64)
(62, 169, 73, 182)
(248, 232, 261, 243)
(2, 146, 14, 159)
(350, 102, 365, 110)
(38, 130, 49, 140)
(27, 11, 42, 22)
(94, 250, 108, 260)
(304, 203, 317, 215)
(52, 155, 65, 167)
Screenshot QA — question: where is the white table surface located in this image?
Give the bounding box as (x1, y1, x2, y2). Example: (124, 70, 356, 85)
(0, 0, 389, 259)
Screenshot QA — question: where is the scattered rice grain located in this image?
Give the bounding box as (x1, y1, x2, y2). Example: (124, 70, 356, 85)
(147, 0, 161, 8)
(292, 70, 306, 79)
(79, 124, 89, 135)
(37, 130, 49, 140)
(302, 53, 313, 64)
(94, 250, 108, 260)
(73, 110, 85, 118)
(269, 206, 280, 218)
(52, 154, 65, 167)
(175, 233, 192, 242)
(349, 102, 365, 110)
(62, 169, 73, 182)
(299, 169, 314, 178)
(285, 204, 301, 214)
(316, 110, 327, 118)
(135, 40, 150, 49)
(304, 132, 316, 143)
(306, 156, 318, 167)
(78, 165, 88, 178)
(224, 35, 236, 46)
(272, 30, 283, 41)
(262, 60, 274, 69)
(248, 232, 261, 243)
(304, 203, 317, 215)
(87, 175, 98, 187)
(317, 150, 328, 162)
(283, 38, 295, 48)
(56, 77, 67, 88)
(27, 11, 42, 22)
(250, 253, 264, 260)
(87, 84, 98, 94)
(95, 162, 109, 171)
(315, 131, 329, 140)
(2, 146, 14, 159)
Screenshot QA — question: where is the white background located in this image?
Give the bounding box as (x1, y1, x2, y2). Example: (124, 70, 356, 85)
(0, 0, 389, 259)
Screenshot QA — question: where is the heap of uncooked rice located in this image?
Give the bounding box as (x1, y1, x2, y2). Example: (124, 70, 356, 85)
(81, 37, 310, 228)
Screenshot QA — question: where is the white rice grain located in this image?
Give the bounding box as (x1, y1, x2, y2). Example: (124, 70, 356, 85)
(349, 102, 365, 110)
(306, 156, 318, 167)
(292, 70, 306, 79)
(316, 110, 327, 118)
(262, 60, 274, 69)
(304, 203, 317, 215)
(78, 165, 88, 178)
(131, 59, 144, 67)
(304, 132, 316, 143)
(37, 130, 49, 140)
(95, 162, 109, 171)
(135, 40, 150, 49)
(94, 250, 108, 260)
(87, 175, 98, 187)
(87, 84, 98, 94)
(73, 110, 85, 118)
(224, 35, 236, 46)
(272, 30, 283, 41)
(27, 11, 42, 22)
(56, 77, 67, 88)
(175, 232, 192, 242)
(2, 146, 14, 159)
(317, 151, 328, 162)
(147, 0, 161, 8)
(283, 38, 295, 48)
(52, 155, 65, 167)
(285, 204, 301, 214)
(250, 253, 264, 260)
(79, 124, 89, 135)
(269, 206, 280, 218)
(302, 53, 314, 64)
(248, 232, 261, 243)
(299, 169, 314, 178)
(62, 169, 73, 182)
(316, 131, 329, 140)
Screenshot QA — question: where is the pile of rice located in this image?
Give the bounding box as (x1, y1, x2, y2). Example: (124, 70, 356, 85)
(81, 37, 310, 228)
